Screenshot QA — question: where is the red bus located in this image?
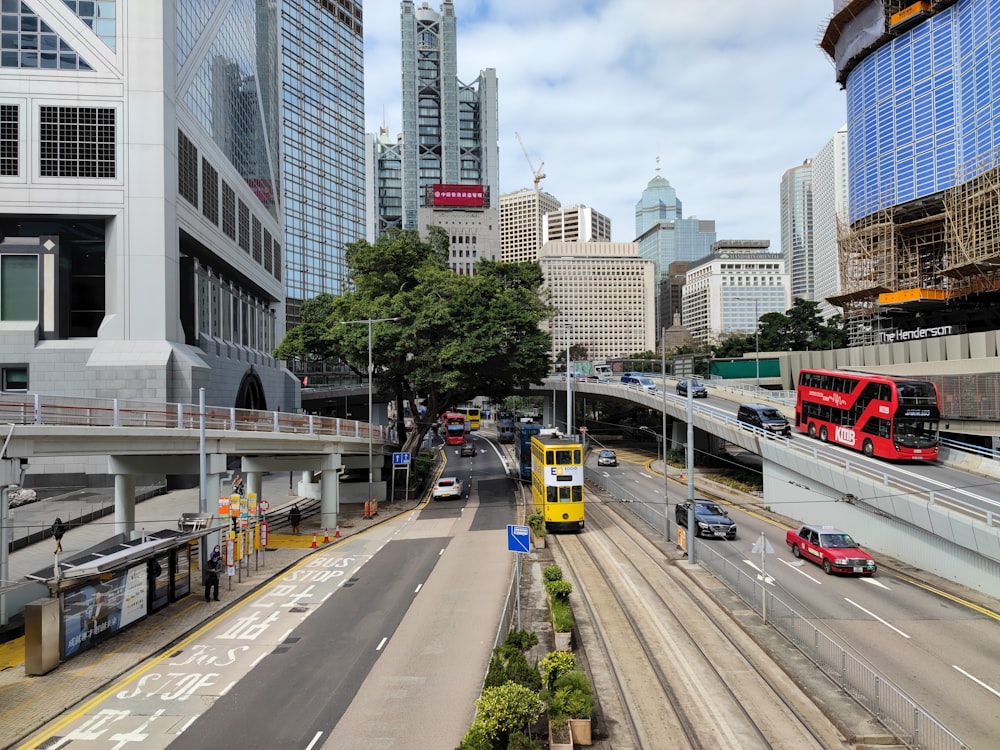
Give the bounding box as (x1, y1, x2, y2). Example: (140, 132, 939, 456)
(795, 368, 940, 461)
(441, 412, 466, 445)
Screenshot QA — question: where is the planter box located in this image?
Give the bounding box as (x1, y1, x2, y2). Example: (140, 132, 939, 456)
(554, 630, 572, 651)
(533, 533, 546, 549)
(570, 717, 592, 745)
(549, 720, 573, 750)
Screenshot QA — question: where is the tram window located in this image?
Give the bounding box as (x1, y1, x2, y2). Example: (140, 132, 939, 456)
(555, 449, 573, 465)
(572, 486, 582, 502)
(547, 487, 558, 503)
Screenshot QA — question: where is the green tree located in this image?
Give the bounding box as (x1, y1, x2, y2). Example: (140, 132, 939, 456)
(274, 228, 553, 452)
(713, 299, 848, 359)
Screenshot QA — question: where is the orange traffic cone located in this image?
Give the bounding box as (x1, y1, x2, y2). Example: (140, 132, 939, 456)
(371, 498, 378, 516)
(323, 528, 330, 543)
(335, 523, 341, 538)
(363, 499, 371, 519)
(310, 531, 317, 548)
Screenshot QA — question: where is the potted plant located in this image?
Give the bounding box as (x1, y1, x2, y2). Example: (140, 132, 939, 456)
(526, 512, 546, 548)
(544, 566, 574, 650)
(551, 670, 594, 745)
(548, 716, 573, 750)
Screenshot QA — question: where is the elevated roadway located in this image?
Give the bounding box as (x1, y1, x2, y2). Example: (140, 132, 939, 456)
(530, 377, 1000, 596)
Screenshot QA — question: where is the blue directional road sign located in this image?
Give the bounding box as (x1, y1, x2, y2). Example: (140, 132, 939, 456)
(392, 452, 411, 465)
(507, 524, 530, 554)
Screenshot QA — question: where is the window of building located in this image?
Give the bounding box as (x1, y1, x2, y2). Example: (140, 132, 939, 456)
(201, 158, 218, 224)
(40, 106, 115, 178)
(178, 130, 198, 206)
(0, 3, 93, 69)
(222, 181, 236, 239)
(62, 0, 117, 51)
(238, 200, 250, 252)
(0, 104, 18, 176)
(2, 365, 27, 391)
(0, 254, 37, 320)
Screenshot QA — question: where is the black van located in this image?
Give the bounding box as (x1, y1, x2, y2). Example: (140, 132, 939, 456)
(737, 403, 791, 437)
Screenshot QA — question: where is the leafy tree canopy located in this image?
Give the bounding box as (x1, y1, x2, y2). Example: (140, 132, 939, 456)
(274, 228, 553, 451)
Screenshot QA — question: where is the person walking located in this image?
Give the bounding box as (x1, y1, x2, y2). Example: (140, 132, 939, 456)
(232, 473, 245, 497)
(205, 549, 221, 602)
(289, 504, 302, 535)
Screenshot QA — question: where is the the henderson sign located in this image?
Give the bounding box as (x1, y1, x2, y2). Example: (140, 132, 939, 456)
(880, 324, 960, 343)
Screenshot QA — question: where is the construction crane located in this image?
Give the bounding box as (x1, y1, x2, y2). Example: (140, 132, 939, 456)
(515, 131, 545, 191)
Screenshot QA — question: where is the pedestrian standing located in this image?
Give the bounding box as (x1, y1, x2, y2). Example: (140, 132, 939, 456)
(289, 504, 302, 535)
(232, 473, 245, 497)
(205, 550, 221, 602)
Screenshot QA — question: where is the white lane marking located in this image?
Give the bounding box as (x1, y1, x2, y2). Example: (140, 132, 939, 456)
(639, 472, 652, 478)
(439, 548, 445, 556)
(250, 652, 268, 669)
(414, 583, 423, 594)
(305, 731, 324, 750)
(742, 560, 775, 585)
(845, 598, 910, 638)
(280, 628, 293, 642)
(178, 716, 198, 734)
(376, 637, 388, 651)
(219, 681, 236, 696)
(861, 577, 891, 590)
(778, 557, 823, 583)
(953, 665, 1000, 698)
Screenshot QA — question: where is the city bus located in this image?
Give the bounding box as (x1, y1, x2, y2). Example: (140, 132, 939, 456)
(531, 435, 584, 532)
(441, 411, 467, 446)
(795, 368, 940, 461)
(513, 422, 541, 480)
(457, 406, 481, 430)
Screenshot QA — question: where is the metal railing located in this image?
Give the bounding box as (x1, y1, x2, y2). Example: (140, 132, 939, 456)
(690, 540, 969, 750)
(0, 393, 386, 441)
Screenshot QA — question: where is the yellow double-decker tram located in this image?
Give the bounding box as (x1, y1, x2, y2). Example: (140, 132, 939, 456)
(530, 435, 584, 532)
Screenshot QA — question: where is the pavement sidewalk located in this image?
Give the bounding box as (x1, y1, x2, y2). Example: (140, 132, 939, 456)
(0, 481, 421, 749)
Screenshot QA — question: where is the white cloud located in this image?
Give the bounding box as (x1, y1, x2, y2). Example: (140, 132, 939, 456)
(364, 0, 845, 246)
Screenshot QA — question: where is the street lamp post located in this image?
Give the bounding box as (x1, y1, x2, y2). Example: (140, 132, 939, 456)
(736, 297, 760, 390)
(660, 328, 669, 540)
(565, 321, 572, 438)
(341, 316, 401, 505)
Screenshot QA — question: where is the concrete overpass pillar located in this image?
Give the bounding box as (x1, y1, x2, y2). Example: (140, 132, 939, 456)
(246, 472, 262, 503)
(670, 421, 686, 452)
(320, 468, 340, 532)
(114, 473, 136, 537)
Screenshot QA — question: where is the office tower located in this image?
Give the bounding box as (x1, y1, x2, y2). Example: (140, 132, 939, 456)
(634, 168, 716, 335)
(811, 124, 849, 318)
(0, 2, 296, 411)
(499, 188, 562, 263)
(543, 205, 611, 243)
(780, 159, 814, 301)
(395, 1, 498, 231)
(418, 184, 500, 275)
(539, 242, 655, 363)
(822, 1, 1000, 344)
(682, 241, 790, 343)
(281, 0, 365, 327)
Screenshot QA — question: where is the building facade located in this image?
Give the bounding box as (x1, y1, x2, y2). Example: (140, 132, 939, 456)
(822, 0, 1000, 344)
(281, 0, 365, 326)
(681, 241, 790, 343)
(811, 124, 849, 318)
(0, 5, 298, 423)
(538, 242, 655, 364)
(499, 188, 561, 264)
(780, 159, 814, 301)
(543, 204, 611, 243)
(396, 0, 498, 232)
(418, 184, 500, 275)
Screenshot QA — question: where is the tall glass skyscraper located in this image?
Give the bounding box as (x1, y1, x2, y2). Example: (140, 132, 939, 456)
(392, 0, 498, 232)
(823, 0, 1000, 344)
(780, 159, 814, 301)
(281, 0, 365, 326)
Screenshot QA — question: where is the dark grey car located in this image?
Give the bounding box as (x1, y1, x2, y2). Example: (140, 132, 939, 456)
(676, 499, 737, 539)
(676, 379, 708, 398)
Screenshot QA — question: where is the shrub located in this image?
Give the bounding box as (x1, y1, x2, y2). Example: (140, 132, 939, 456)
(539, 650, 576, 690)
(526, 512, 546, 536)
(545, 579, 572, 601)
(504, 629, 539, 652)
(455, 720, 493, 750)
(506, 732, 542, 750)
(474, 683, 544, 744)
(542, 564, 562, 582)
(549, 670, 594, 719)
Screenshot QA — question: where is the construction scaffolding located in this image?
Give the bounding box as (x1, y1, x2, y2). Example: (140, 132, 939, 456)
(832, 158, 1000, 346)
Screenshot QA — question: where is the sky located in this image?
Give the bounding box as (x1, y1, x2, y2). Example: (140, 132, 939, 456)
(363, 0, 847, 248)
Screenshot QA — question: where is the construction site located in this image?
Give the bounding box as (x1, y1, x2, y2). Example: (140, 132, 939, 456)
(831, 157, 1000, 347)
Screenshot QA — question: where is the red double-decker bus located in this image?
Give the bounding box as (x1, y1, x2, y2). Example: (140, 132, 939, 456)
(795, 368, 940, 461)
(441, 412, 466, 445)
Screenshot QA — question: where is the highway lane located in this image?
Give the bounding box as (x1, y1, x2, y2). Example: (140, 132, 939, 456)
(594, 448, 1000, 748)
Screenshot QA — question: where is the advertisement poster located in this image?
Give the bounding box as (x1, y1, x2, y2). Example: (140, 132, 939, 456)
(62, 566, 149, 659)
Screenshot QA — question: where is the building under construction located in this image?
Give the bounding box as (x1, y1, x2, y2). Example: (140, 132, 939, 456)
(821, 0, 1000, 345)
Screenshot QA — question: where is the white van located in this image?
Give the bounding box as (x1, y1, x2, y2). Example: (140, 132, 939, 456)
(622, 374, 657, 393)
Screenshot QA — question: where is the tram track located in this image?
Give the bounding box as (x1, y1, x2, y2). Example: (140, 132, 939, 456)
(553, 499, 853, 749)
